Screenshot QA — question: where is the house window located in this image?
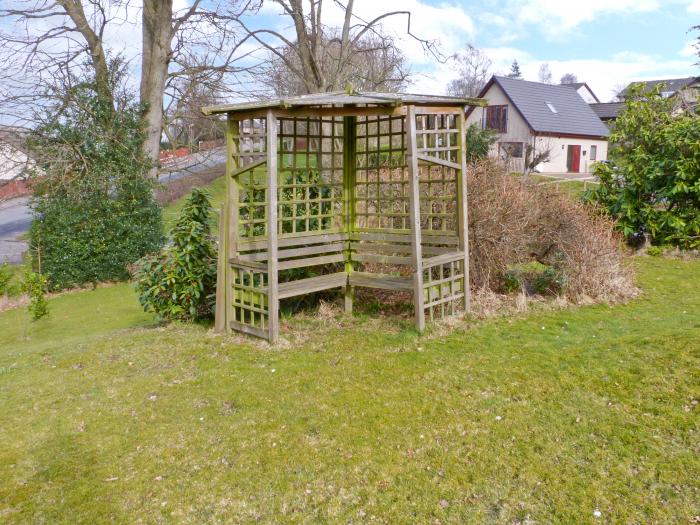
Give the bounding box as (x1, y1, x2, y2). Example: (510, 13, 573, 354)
(499, 142, 523, 159)
(484, 105, 508, 133)
(590, 145, 597, 161)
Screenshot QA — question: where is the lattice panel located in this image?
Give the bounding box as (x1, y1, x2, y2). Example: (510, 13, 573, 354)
(278, 117, 344, 236)
(235, 118, 267, 167)
(231, 265, 269, 331)
(237, 164, 268, 239)
(234, 116, 345, 240)
(415, 113, 459, 164)
(418, 164, 458, 233)
(355, 115, 408, 230)
(422, 257, 465, 321)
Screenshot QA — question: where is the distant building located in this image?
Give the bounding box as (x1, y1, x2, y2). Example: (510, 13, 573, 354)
(466, 76, 609, 174)
(0, 127, 34, 181)
(563, 82, 600, 104)
(622, 76, 699, 111)
(589, 102, 625, 127)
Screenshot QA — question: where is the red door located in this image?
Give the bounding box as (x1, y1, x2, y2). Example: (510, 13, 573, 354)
(567, 145, 581, 173)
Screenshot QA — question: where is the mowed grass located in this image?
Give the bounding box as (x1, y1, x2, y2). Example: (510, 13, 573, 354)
(0, 256, 699, 523)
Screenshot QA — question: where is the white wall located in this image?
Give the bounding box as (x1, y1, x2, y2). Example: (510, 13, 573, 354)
(466, 82, 608, 174)
(576, 86, 598, 104)
(532, 136, 608, 174)
(0, 143, 31, 180)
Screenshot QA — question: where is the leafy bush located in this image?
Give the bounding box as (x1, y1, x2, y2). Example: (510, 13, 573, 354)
(135, 188, 217, 321)
(466, 124, 498, 162)
(585, 84, 700, 249)
(28, 61, 163, 290)
(22, 271, 49, 320)
(646, 246, 663, 257)
(0, 263, 13, 296)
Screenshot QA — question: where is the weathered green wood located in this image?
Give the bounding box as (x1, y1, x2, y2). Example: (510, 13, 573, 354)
(278, 272, 347, 299)
(457, 110, 471, 312)
(406, 105, 426, 331)
(342, 116, 357, 314)
(266, 110, 279, 343)
(422, 251, 464, 268)
(214, 205, 226, 332)
(348, 272, 413, 291)
(278, 253, 345, 271)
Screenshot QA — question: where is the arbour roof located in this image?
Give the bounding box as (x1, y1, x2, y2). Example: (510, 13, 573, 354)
(201, 91, 486, 116)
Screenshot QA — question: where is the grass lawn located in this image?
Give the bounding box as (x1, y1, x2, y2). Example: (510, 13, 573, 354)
(1, 254, 699, 522)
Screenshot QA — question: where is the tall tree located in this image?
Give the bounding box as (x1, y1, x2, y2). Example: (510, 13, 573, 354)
(237, 0, 438, 95)
(262, 32, 410, 96)
(537, 63, 553, 84)
(0, 0, 253, 176)
(560, 73, 578, 84)
(507, 60, 523, 79)
(446, 44, 492, 98)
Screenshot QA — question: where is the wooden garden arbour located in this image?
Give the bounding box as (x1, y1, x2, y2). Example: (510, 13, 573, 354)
(202, 92, 486, 342)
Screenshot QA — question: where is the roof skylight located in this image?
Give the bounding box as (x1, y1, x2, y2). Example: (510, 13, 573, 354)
(546, 102, 558, 113)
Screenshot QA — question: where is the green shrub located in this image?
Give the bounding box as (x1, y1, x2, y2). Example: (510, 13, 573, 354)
(585, 83, 700, 249)
(646, 246, 663, 257)
(502, 262, 566, 296)
(466, 124, 498, 163)
(0, 263, 13, 296)
(135, 188, 217, 321)
(28, 61, 163, 290)
(22, 271, 49, 320)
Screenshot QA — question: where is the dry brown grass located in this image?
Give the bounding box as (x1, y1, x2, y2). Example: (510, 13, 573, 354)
(468, 161, 636, 303)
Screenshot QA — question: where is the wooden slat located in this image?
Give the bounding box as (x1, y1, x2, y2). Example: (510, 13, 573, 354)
(239, 232, 348, 251)
(214, 205, 226, 332)
(230, 159, 266, 179)
(238, 242, 346, 262)
(266, 110, 280, 343)
(349, 272, 412, 291)
(422, 251, 464, 268)
(352, 231, 459, 246)
(229, 320, 268, 339)
(229, 257, 267, 271)
(407, 105, 426, 331)
(278, 272, 347, 299)
(278, 253, 345, 270)
(457, 110, 471, 312)
(353, 243, 451, 256)
(416, 153, 461, 170)
(354, 253, 413, 266)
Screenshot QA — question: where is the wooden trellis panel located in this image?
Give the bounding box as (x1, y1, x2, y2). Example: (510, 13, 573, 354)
(355, 115, 408, 231)
(422, 254, 465, 322)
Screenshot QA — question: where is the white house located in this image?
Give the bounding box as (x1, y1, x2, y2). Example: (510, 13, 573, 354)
(466, 76, 610, 174)
(0, 127, 34, 181)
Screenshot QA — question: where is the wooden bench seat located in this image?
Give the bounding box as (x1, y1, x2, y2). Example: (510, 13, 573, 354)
(348, 271, 412, 291)
(278, 272, 347, 299)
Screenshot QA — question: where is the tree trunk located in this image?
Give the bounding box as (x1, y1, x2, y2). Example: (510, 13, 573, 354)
(140, 0, 174, 178)
(57, 0, 114, 113)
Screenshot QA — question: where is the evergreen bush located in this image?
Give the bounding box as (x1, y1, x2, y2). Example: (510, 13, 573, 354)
(135, 188, 217, 321)
(28, 63, 163, 290)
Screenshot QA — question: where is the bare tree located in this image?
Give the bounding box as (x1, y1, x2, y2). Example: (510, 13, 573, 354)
(525, 138, 552, 175)
(0, 0, 255, 176)
(446, 44, 491, 98)
(560, 73, 578, 84)
(538, 63, 553, 84)
(261, 31, 410, 96)
(236, 0, 438, 95)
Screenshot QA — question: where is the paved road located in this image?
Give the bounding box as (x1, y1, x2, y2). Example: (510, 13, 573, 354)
(0, 197, 31, 264)
(0, 148, 227, 264)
